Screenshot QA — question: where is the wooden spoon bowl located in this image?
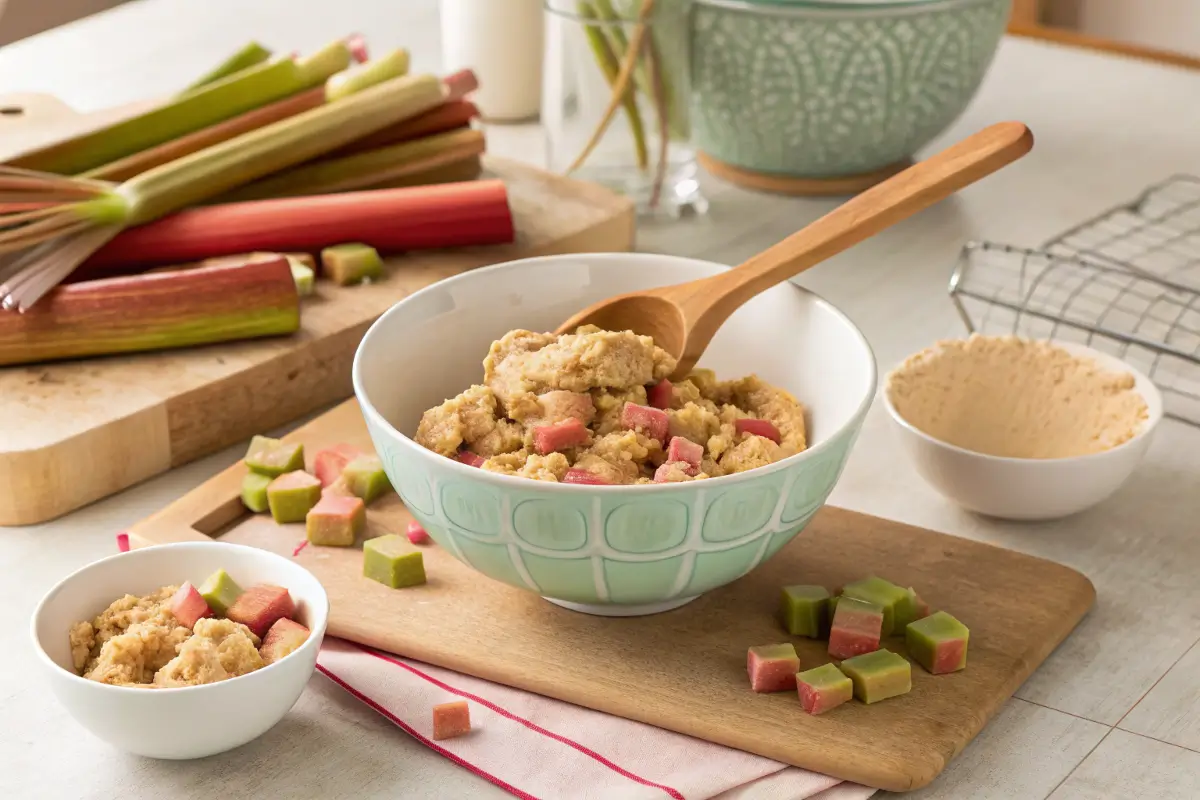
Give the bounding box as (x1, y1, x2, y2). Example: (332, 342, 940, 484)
(557, 121, 1035, 379)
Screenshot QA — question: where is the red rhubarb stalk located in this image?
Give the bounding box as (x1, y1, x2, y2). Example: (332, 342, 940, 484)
(0, 257, 299, 366)
(79, 180, 514, 272)
(330, 100, 480, 157)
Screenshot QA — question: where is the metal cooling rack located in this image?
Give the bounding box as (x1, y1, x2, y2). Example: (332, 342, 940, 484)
(948, 175, 1200, 427)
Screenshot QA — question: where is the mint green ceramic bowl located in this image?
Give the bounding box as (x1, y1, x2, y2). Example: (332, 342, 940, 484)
(690, 0, 1010, 178)
(352, 254, 876, 616)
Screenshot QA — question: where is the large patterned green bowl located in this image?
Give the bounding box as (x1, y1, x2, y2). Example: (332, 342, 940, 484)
(690, 0, 1010, 177)
(353, 254, 876, 616)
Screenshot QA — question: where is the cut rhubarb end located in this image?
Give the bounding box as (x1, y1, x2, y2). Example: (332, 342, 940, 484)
(456, 450, 485, 468)
(306, 493, 366, 547)
(313, 444, 365, 487)
(620, 402, 669, 443)
(226, 584, 296, 638)
(321, 242, 384, 286)
(747, 643, 799, 693)
(646, 379, 673, 409)
(346, 33, 370, 63)
(260, 617, 311, 664)
(653, 462, 698, 483)
(666, 436, 703, 469)
(734, 418, 781, 444)
(170, 582, 214, 628)
(532, 418, 590, 455)
(562, 468, 611, 485)
(406, 520, 430, 545)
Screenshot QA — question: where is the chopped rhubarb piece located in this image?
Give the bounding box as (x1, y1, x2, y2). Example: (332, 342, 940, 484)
(406, 520, 430, 544)
(456, 449, 486, 467)
(562, 468, 610, 485)
(828, 596, 884, 660)
(169, 582, 213, 628)
(432, 700, 471, 740)
(306, 493, 366, 547)
(313, 443, 365, 487)
(797, 663, 853, 715)
(666, 436, 703, 469)
(259, 617, 311, 665)
(198, 568, 244, 616)
(621, 402, 669, 443)
(226, 584, 296, 638)
(839, 649, 912, 704)
(363, 534, 426, 588)
(842, 576, 909, 636)
(893, 586, 930, 631)
(245, 435, 305, 477)
(646, 379, 673, 409)
(915, 591, 931, 619)
(653, 462, 697, 483)
(734, 418, 781, 444)
(346, 33, 370, 63)
(780, 584, 831, 638)
(323, 476, 355, 498)
(532, 418, 590, 455)
(321, 243, 384, 286)
(342, 455, 392, 504)
(906, 611, 969, 674)
(746, 643, 800, 693)
(241, 472, 272, 513)
(267, 471, 323, 523)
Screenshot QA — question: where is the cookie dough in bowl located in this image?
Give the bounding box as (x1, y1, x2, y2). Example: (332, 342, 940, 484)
(353, 252, 877, 617)
(883, 335, 1162, 520)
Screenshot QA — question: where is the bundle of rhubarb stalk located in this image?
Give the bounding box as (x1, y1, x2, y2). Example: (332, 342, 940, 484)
(0, 35, 514, 368)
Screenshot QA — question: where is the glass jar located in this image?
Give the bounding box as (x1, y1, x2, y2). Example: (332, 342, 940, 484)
(542, 0, 706, 218)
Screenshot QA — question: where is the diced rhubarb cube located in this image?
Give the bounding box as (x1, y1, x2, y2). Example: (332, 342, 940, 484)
(456, 450, 486, 468)
(170, 582, 213, 628)
(245, 435, 306, 477)
(893, 586, 929, 631)
(646, 379, 673, 409)
(259, 617, 311, 665)
(241, 472, 272, 513)
(267, 471, 323, 523)
(432, 700, 471, 741)
(734, 418, 781, 444)
(746, 643, 800, 693)
(313, 443, 364, 487)
(841, 576, 909, 636)
(828, 596, 884, 660)
(342, 456, 392, 504)
(198, 569, 244, 616)
(562, 468, 610, 485)
(653, 462, 697, 483)
(363, 534, 426, 588)
(914, 591, 931, 620)
(226, 584, 296, 638)
(406, 520, 430, 544)
(906, 611, 969, 674)
(532, 418, 590, 455)
(780, 584, 831, 638)
(321, 243, 384, 286)
(797, 663, 853, 715)
(306, 493, 366, 547)
(839, 649, 912, 704)
(621, 402, 669, 442)
(666, 436, 703, 469)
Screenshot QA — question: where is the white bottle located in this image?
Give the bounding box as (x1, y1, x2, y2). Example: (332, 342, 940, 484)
(439, 0, 545, 123)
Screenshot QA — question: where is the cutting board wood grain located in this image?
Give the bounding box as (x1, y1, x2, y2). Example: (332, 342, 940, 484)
(0, 94, 636, 527)
(128, 398, 1096, 793)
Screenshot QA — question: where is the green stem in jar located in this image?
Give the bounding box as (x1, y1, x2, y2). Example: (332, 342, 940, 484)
(643, 30, 670, 209)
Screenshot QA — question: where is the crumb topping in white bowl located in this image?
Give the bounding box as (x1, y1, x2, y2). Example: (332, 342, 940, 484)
(886, 334, 1150, 460)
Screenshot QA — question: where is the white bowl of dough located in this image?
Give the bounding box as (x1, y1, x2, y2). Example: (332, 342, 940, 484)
(883, 335, 1162, 521)
(30, 541, 329, 759)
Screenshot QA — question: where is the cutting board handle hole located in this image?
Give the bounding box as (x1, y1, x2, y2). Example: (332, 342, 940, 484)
(0, 107, 24, 116)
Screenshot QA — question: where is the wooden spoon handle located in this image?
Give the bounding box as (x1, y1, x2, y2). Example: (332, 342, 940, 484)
(676, 121, 1033, 354)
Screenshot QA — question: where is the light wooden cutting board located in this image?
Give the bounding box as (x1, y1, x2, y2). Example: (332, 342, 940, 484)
(0, 94, 636, 527)
(128, 398, 1096, 793)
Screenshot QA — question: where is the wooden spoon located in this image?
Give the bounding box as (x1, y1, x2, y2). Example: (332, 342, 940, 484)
(556, 121, 1034, 380)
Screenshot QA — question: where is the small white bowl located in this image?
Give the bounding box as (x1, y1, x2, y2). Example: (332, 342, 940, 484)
(30, 541, 329, 759)
(883, 341, 1163, 521)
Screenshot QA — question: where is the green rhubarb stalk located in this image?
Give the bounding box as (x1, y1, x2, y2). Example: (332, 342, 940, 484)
(592, 0, 654, 100)
(182, 41, 273, 93)
(9, 51, 346, 177)
(576, 2, 648, 170)
(0, 256, 299, 367)
(296, 40, 353, 83)
(325, 48, 410, 102)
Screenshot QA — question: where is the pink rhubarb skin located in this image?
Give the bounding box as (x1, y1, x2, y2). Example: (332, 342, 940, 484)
(259, 617, 310, 664)
(746, 646, 800, 693)
(930, 639, 967, 674)
(313, 444, 365, 487)
(621, 403, 669, 443)
(653, 462, 697, 482)
(646, 379, 673, 410)
(734, 418, 781, 444)
(532, 418, 590, 455)
(798, 677, 853, 715)
(170, 582, 214, 628)
(226, 584, 296, 638)
(0, 258, 299, 368)
(829, 598, 884, 660)
(406, 520, 430, 544)
(666, 436, 703, 469)
(456, 450, 486, 468)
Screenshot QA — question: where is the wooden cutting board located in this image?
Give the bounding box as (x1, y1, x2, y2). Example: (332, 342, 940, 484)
(127, 398, 1096, 793)
(0, 94, 636, 527)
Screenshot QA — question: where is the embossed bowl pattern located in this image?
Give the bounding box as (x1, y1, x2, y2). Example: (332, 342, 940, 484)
(354, 254, 876, 616)
(689, 0, 1010, 177)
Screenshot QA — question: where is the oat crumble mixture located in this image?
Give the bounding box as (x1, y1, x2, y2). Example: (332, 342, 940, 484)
(414, 326, 809, 483)
(69, 586, 264, 688)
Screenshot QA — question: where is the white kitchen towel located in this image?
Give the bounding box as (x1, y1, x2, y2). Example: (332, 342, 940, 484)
(316, 638, 877, 800)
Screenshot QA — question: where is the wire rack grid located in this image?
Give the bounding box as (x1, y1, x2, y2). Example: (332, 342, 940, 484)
(948, 175, 1200, 427)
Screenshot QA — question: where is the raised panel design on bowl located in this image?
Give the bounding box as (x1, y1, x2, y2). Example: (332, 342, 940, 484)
(684, 536, 767, 596)
(604, 499, 690, 554)
(440, 483, 502, 537)
(521, 552, 601, 603)
(512, 499, 589, 552)
(603, 555, 688, 604)
(701, 483, 779, 543)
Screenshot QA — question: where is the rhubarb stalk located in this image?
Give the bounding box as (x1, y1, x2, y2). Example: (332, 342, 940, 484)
(325, 49, 410, 102)
(182, 42, 273, 92)
(329, 99, 479, 157)
(0, 256, 300, 367)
